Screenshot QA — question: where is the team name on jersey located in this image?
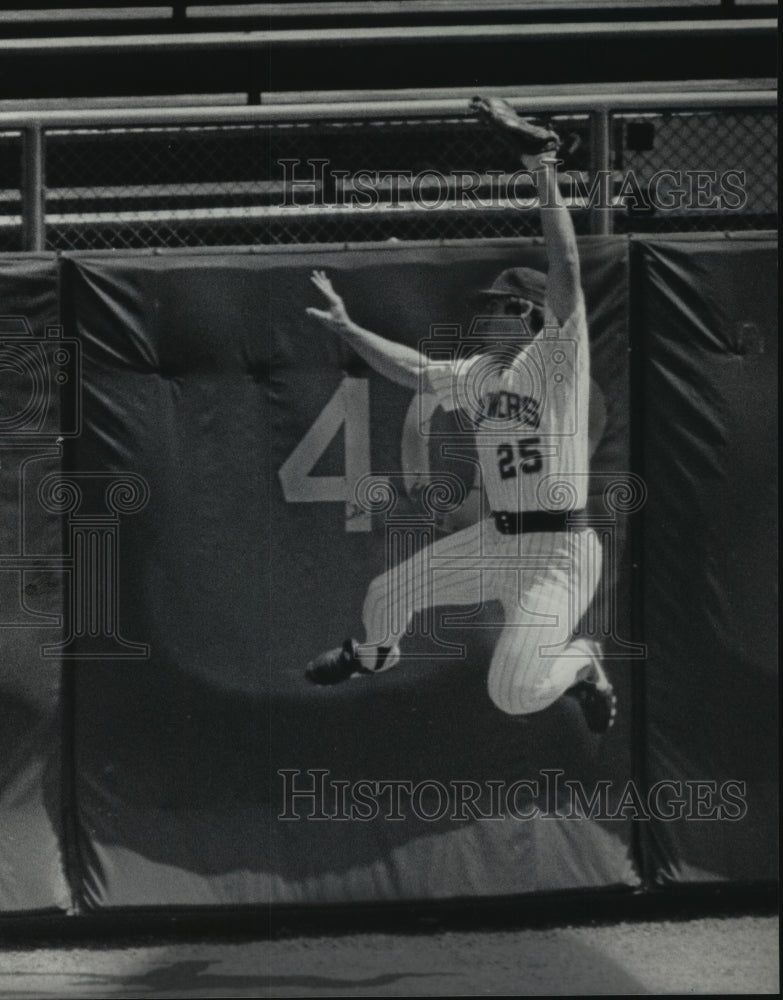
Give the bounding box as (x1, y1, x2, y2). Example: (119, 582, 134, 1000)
(475, 391, 541, 429)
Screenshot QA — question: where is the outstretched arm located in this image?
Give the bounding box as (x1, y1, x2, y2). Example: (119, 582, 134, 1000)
(523, 153, 581, 324)
(306, 270, 421, 390)
(469, 97, 582, 325)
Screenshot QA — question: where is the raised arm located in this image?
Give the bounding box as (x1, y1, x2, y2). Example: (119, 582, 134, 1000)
(469, 97, 582, 325)
(523, 154, 581, 324)
(306, 270, 421, 390)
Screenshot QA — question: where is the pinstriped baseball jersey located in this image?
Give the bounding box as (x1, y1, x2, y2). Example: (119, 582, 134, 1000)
(358, 293, 601, 714)
(425, 294, 590, 512)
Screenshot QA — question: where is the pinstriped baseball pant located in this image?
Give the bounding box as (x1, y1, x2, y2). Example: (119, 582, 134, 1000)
(360, 517, 602, 715)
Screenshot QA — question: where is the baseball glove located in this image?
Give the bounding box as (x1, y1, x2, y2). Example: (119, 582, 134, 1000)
(470, 96, 561, 154)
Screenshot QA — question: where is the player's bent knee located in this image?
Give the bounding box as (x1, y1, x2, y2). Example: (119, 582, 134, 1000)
(487, 672, 562, 716)
(487, 687, 518, 715)
(486, 676, 527, 715)
(488, 686, 559, 716)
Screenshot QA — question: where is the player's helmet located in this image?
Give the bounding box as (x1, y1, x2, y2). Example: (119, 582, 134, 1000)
(474, 266, 547, 307)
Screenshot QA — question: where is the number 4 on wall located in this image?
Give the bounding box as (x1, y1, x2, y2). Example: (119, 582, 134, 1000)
(278, 377, 373, 532)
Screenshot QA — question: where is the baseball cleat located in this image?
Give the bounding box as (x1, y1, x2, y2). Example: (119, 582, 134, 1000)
(565, 651, 617, 734)
(305, 638, 365, 685)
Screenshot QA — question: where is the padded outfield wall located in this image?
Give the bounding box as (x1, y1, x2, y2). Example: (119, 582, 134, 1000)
(0, 234, 776, 914)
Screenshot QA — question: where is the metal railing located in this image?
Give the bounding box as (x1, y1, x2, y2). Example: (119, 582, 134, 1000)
(0, 83, 776, 252)
(4, 17, 774, 55)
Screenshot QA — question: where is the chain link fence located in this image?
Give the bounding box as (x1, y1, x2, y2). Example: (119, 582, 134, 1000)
(40, 116, 591, 250)
(612, 109, 777, 233)
(1, 107, 777, 252)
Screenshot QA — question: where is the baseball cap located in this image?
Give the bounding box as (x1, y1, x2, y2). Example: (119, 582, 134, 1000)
(474, 267, 547, 307)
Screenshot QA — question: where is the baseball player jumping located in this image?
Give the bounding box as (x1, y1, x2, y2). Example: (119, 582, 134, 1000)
(303, 98, 616, 733)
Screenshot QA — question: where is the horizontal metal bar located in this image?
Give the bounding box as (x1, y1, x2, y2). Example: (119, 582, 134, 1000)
(33, 229, 768, 263)
(43, 180, 286, 200)
(34, 199, 618, 225)
(188, 1, 729, 18)
(0, 7, 174, 24)
(0, 199, 767, 231)
(0, 88, 775, 130)
(260, 78, 778, 105)
(0, 93, 247, 114)
(0, 79, 773, 118)
(1, 18, 774, 55)
(0, 1, 730, 23)
(0, 1, 736, 24)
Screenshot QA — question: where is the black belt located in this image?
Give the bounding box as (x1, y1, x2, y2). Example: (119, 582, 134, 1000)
(492, 510, 588, 535)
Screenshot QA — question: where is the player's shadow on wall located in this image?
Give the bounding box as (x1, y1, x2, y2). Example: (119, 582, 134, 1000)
(45, 617, 635, 894)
